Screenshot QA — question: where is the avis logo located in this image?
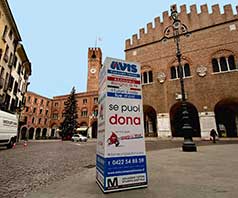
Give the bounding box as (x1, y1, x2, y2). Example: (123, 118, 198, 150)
(110, 61, 137, 73)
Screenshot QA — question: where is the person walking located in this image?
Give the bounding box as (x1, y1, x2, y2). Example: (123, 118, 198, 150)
(210, 129, 218, 143)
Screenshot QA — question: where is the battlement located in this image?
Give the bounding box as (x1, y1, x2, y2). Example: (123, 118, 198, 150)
(125, 4, 238, 50)
(88, 47, 102, 60)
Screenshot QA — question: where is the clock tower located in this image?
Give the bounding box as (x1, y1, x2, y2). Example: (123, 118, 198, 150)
(87, 48, 102, 92)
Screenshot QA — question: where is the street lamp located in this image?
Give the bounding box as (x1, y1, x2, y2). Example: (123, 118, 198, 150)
(163, 5, 197, 152)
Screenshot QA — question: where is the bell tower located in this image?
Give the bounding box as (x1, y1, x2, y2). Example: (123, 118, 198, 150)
(87, 48, 102, 92)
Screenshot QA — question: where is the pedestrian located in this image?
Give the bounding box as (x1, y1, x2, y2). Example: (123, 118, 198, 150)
(210, 129, 217, 143)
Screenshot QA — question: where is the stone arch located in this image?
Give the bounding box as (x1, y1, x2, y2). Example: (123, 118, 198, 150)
(170, 102, 201, 137)
(42, 128, 47, 138)
(214, 98, 238, 137)
(21, 127, 27, 140)
(143, 105, 157, 137)
(51, 124, 58, 137)
(35, 128, 41, 139)
(28, 127, 35, 140)
(168, 56, 193, 68)
(210, 49, 235, 59)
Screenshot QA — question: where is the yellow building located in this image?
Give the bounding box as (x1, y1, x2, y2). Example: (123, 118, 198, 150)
(0, 0, 31, 113)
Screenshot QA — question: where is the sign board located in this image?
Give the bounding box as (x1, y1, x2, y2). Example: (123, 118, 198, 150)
(96, 57, 148, 193)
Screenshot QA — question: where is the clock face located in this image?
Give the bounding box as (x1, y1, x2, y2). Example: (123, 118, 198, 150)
(90, 68, 97, 74)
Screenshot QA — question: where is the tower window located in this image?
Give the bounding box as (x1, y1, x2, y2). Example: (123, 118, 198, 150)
(91, 51, 96, 59)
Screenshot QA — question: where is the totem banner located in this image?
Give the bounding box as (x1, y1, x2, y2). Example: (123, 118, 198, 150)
(96, 57, 148, 193)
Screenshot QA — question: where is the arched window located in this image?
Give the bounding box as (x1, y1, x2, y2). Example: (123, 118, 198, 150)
(142, 70, 153, 84)
(212, 58, 219, 72)
(220, 57, 228, 71)
(170, 66, 176, 79)
(143, 72, 148, 84)
(184, 63, 191, 77)
(228, 55, 236, 70)
(170, 64, 191, 79)
(148, 71, 153, 82)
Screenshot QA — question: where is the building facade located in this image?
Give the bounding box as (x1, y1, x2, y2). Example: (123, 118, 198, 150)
(20, 48, 101, 140)
(0, 1, 31, 114)
(125, 4, 238, 138)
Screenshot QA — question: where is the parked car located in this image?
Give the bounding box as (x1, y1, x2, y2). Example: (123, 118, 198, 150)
(71, 134, 87, 142)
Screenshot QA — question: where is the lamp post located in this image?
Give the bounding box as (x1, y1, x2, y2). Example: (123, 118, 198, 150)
(163, 6, 197, 152)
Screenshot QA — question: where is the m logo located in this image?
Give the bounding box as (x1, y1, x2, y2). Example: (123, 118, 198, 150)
(107, 177, 118, 188)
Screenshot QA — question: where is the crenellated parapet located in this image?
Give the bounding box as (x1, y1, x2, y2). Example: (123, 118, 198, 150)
(125, 4, 238, 50)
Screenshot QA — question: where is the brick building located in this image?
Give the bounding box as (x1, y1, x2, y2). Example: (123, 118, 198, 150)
(20, 48, 101, 140)
(125, 4, 238, 138)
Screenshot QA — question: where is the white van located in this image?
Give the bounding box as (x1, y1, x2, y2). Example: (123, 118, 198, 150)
(0, 110, 18, 149)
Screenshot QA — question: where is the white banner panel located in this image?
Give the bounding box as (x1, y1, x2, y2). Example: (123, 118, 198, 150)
(96, 57, 148, 193)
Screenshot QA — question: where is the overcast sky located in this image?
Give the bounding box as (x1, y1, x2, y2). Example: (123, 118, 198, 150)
(8, 0, 237, 98)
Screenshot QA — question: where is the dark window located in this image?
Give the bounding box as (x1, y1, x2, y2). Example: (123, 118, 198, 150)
(40, 109, 43, 114)
(212, 58, 219, 72)
(184, 64, 191, 77)
(13, 55, 17, 68)
(5, 94, 11, 110)
(10, 99, 15, 112)
(38, 118, 41, 124)
(17, 64, 21, 75)
(54, 102, 58, 107)
(171, 66, 176, 79)
(25, 106, 29, 112)
(34, 98, 37, 104)
(148, 71, 153, 82)
(228, 55, 236, 70)
(83, 99, 87, 104)
(13, 81, 18, 94)
(143, 72, 148, 84)
(44, 118, 47, 125)
(8, 30, 13, 40)
(2, 25, 8, 40)
(33, 108, 36, 113)
(8, 76, 14, 90)
(32, 117, 35, 124)
(28, 96, 31, 102)
(41, 99, 44, 105)
(220, 57, 228, 71)
(46, 101, 49, 106)
(46, 110, 48, 115)
(94, 97, 98, 104)
(4, 45, 9, 63)
(15, 97, 19, 108)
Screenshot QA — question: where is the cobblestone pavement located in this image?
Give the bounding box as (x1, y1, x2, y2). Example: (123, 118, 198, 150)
(0, 139, 238, 198)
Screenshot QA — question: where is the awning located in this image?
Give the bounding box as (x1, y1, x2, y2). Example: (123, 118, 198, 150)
(76, 127, 88, 132)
